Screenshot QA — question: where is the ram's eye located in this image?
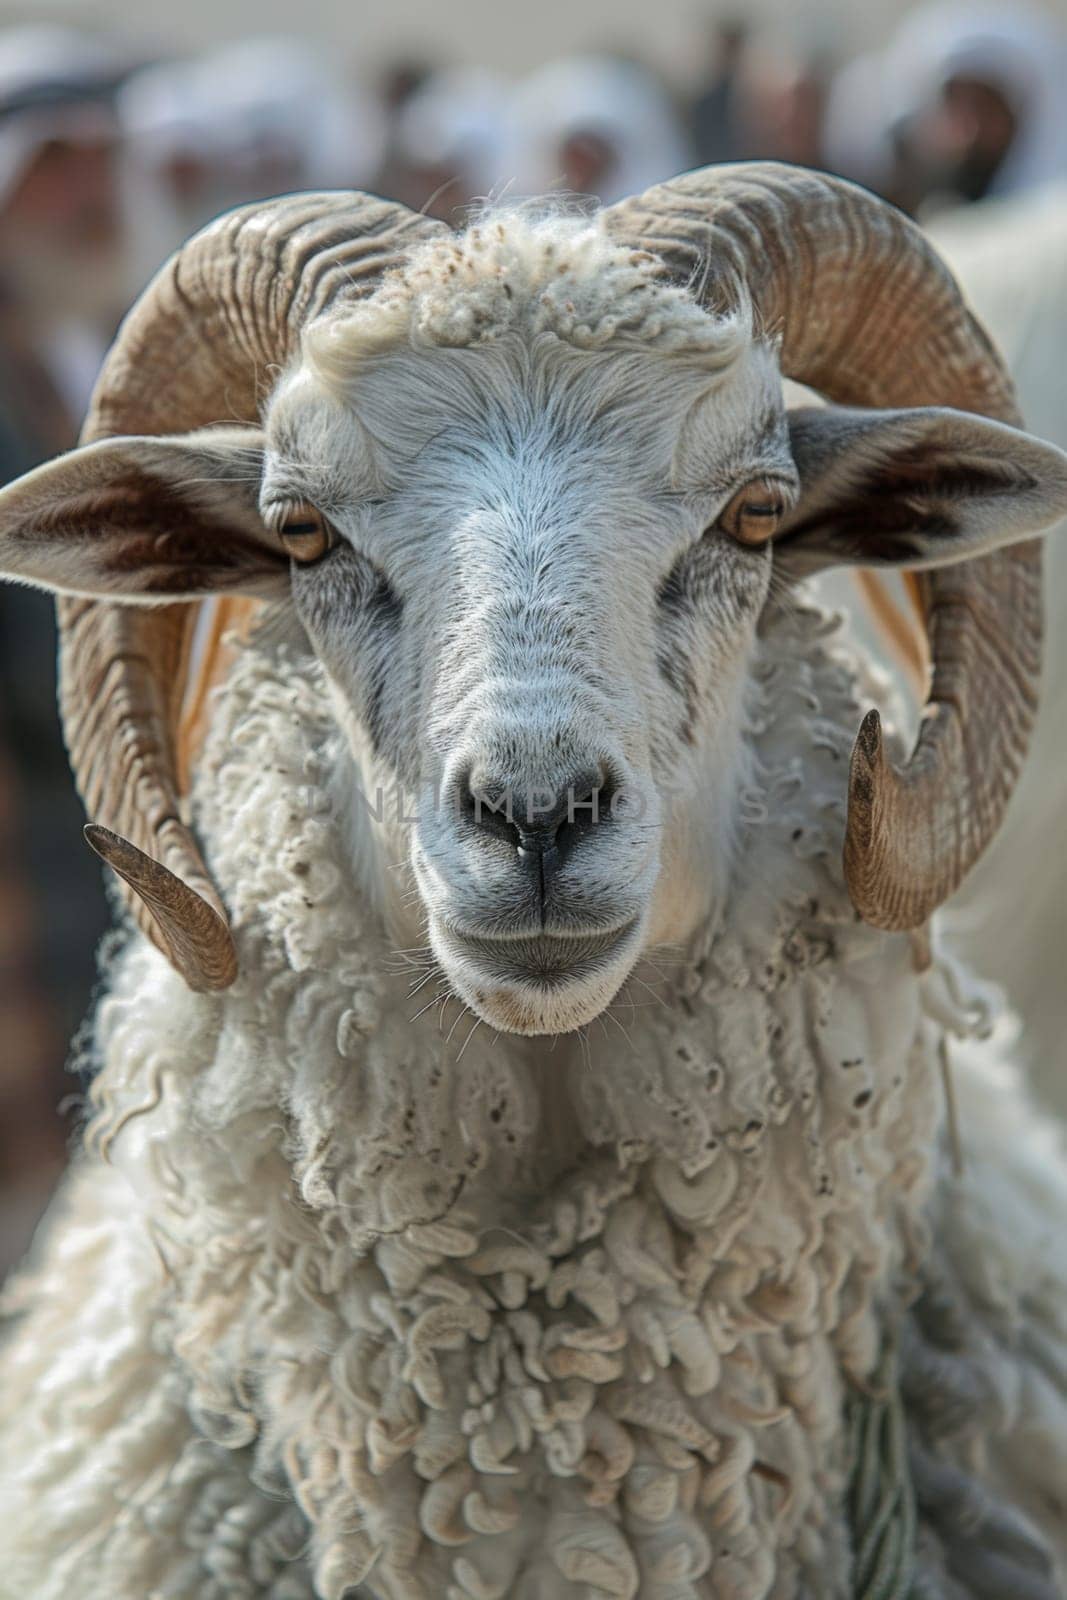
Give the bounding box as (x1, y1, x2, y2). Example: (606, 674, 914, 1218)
(718, 480, 789, 547)
(277, 503, 335, 564)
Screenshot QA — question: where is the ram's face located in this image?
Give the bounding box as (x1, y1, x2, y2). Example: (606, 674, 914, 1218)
(265, 330, 794, 1033)
(2, 194, 1066, 1009)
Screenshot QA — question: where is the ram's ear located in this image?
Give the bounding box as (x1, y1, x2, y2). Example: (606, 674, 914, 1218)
(775, 405, 1067, 579)
(0, 425, 290, 601)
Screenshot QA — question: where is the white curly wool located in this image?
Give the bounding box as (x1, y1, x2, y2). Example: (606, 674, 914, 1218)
(1, 598, 1066, 1600)
(303, 214, 750, 383)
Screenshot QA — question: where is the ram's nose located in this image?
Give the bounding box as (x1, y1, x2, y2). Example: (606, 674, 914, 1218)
(454, 762, 618, 877)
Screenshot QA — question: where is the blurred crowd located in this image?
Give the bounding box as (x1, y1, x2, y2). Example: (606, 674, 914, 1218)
(1, 4, 1066, 1272)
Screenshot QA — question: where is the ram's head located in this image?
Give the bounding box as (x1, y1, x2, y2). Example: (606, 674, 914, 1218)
(2, 168, 1066, 1034)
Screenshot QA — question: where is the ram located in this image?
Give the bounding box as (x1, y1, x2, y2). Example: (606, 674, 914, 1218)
(1, 164, 1066, 1600)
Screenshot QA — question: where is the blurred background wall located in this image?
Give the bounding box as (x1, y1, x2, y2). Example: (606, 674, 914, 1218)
(0, 0, 1064, 1279)
(8, 0, 1067, 78)
(0, 0, 952, 75)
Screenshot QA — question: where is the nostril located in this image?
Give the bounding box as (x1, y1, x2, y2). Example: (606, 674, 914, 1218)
(454, 759, 623, 861)
(546, 768, 602, 837)
(552, 763, 621, 860)
(555, 770, 601, 838)
(459, 772, 520, 843)
(569, 764, 618, 825)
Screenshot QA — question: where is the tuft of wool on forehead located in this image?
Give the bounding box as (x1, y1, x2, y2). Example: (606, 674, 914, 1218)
(302, 210, 753, 390)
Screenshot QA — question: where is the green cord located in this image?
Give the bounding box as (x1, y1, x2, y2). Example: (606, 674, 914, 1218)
(846, 1338, 918, 1600)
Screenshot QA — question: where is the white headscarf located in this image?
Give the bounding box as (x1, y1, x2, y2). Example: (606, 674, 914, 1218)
(0, 26, 123, 208)
(501, 55, 692, 205)
(888, 2, 1067, 196)
(827, 2, 1067, 200)
(395, 67, 511, 204)
(120, 38, 384, 194)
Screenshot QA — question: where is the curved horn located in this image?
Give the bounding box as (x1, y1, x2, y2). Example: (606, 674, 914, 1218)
(64, 193, 447, 989)
(604, 162, 1036, 931)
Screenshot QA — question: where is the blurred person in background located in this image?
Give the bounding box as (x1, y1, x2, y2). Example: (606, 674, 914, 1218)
(0, 734, 64, 1278)
(734, 41, 835, 171)
(0, 25, 131, 1276)
(689, 19, 748, 167)
(825, 2, 1067, 213)
(380, 59, 431, 119)
(120, 37, 386, 293)
(374, 57, 432, 205)
(0, 27, 128, 436)
(503, 54, 692, 205)
(389, 65, 510, 218)
(892, 3, 1067, 208)
(822, 48, 904, 200)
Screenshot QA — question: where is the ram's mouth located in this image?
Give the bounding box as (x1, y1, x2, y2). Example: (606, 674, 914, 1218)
(433, 918, 642, 1034)
(445, 921, 638, 984)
